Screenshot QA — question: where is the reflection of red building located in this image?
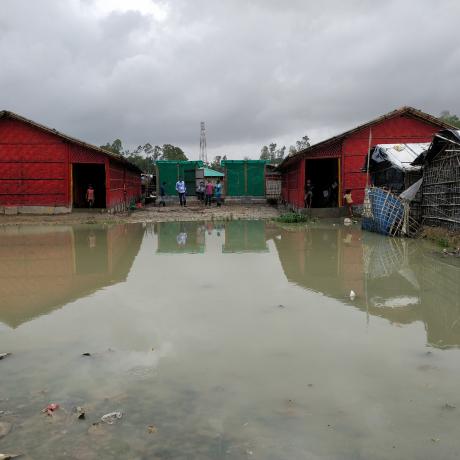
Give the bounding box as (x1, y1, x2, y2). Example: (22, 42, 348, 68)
(271, 225, 460, 348)
(0, 224, 144, 327)
(272, 225, 365, 299)
(278, 107, 451, 209)
(0, 111, 141, 213)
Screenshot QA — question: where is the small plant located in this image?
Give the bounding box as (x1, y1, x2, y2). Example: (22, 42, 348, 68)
(275, 212, 309, 223)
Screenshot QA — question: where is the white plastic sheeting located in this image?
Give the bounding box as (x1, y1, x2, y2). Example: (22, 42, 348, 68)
(370, 143, 429, 171)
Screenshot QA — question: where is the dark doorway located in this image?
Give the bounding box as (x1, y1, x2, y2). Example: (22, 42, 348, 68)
(72, 163, 106, 208)
(305, 158, 339, 208)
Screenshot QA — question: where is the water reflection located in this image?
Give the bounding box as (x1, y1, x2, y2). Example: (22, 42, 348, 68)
(154, 220, 268, 254)
(156, 222, 205, 253)
(0, 224, 144, 327)
(271, 223, 460, 349)
(222, 220, 268, 253)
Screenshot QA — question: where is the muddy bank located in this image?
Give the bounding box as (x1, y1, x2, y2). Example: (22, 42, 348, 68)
(0, 204, 281, 226)
(421, 226, 460, 249)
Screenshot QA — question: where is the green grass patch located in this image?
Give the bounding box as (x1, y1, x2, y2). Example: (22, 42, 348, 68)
(275, 212, 310, 223)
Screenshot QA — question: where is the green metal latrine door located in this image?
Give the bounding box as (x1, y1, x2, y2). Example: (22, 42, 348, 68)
(180, 167, 196, 196)
(247, 162, 265, 196)
(157, 161, 203, 195)
(222, 160, 266, 196)
(225, 164, 245, 196)
(157, 162, 179, 195)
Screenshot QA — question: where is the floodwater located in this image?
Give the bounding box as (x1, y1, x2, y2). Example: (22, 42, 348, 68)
(0, 220, 459, 459)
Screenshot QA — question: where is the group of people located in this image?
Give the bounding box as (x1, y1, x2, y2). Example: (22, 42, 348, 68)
(158, 178, 223, 207)
(305, 179, 354, 217)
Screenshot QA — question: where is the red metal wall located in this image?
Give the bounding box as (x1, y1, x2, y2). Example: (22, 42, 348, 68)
(281, 158, 305, 208)
(341, 115, 441, 204)
(0, 117, 141, 210)
(0, 118, 69, 206)
(282, 114, 443, 208)
(108, 161, 141, 209)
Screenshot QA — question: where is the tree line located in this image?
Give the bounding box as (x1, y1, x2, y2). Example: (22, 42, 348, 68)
(101, 110, 459, 173)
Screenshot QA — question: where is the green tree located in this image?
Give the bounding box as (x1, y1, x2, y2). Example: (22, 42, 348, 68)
(209, 155, 227, 172)
(439, 110, 460, 128)
(260, 143, 285, 164)
(100, 138, 124, 155)
(296, 135, 311, 151)
(260, 146, 270, 160)
(162, 144, 188, 161)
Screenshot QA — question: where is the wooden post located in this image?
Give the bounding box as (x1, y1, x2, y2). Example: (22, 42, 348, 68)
(244, 162, 248, 196)
(338, 157, 342, 207)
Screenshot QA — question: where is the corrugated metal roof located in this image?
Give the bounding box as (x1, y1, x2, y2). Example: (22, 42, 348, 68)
(202, 167, 224, 177)
(369, 143, 429, 171)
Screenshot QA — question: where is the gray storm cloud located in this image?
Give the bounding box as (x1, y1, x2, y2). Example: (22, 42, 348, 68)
(1, 0, 459, 159)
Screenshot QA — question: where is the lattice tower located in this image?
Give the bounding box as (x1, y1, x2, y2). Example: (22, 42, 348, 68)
(199, 121, 207, 163)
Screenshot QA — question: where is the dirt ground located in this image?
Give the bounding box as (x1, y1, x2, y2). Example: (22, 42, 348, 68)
(0, 204, 281, 226)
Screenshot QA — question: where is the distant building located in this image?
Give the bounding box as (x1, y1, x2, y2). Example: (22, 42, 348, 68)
(278, 107, 452, 210)
(0, 111, 142, 214)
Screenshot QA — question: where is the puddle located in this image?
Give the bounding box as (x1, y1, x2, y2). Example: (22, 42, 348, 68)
(0, 221, 459, 459)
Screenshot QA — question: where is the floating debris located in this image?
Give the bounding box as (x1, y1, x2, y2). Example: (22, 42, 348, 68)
(0, 353, 11, 361)
(81, 353, 91, 357)
(349, 290, 356, 301)
(0, 454, 22, 459)
(0, 422, 12, 439)
(101, 411, 123, 424)
(147, 424, 157, 434)
(443, 403, 456, 410)
(42, 403, 60, 416)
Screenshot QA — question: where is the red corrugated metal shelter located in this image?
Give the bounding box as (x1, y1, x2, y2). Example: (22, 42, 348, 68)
(278, 107, 452, 210)
(0, 111, 141, 214)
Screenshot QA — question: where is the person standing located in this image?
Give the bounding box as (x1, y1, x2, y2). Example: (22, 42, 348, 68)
(344, 189, 354, 217)
(304, 180, 313, 209)
(86, 184, 95, 208)
(205, 179, 214, 206)
(176, 177, 187, 207)
(214, 179, 222, 207)
(159, 182, 166, 207)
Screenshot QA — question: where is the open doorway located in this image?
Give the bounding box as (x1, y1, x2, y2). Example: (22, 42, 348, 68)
(72, 163, 106, 208)
(305, 158, 339, 208)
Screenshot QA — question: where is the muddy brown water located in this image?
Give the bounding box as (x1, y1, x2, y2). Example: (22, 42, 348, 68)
(0, 220, 459, 459)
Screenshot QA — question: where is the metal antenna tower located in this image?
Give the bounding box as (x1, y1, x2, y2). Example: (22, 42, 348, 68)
(199, 121, 207, 163)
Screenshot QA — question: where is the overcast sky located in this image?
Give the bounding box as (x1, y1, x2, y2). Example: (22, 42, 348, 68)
(1, 0, 459, 160)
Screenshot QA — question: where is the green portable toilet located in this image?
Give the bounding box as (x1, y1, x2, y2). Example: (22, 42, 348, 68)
(156, 160, 203, 196)
(221, 160, 267, 197)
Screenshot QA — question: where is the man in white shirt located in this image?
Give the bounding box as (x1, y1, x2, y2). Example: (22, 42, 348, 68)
(176, 178, 187, 206)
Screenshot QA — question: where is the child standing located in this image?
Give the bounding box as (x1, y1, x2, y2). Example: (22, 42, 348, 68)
(344, 189, 354, 217)
(86, 184, 95, 208)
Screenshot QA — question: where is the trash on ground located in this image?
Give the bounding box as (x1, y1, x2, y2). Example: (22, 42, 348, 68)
(443, 403, 456, 410)
(0, 353, 11, 361)
(349, 290, 356, 300)
(42, 403, 60, 416)
(147, 424, 157, 434)
(0, 422, 12, 439)
(101, 411, 123, 424)
(74, 406, 86, 419)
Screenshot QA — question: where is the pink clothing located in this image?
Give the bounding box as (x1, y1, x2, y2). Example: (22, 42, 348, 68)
(205, 183, 214, 195)
(86, 188, 95, 200)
